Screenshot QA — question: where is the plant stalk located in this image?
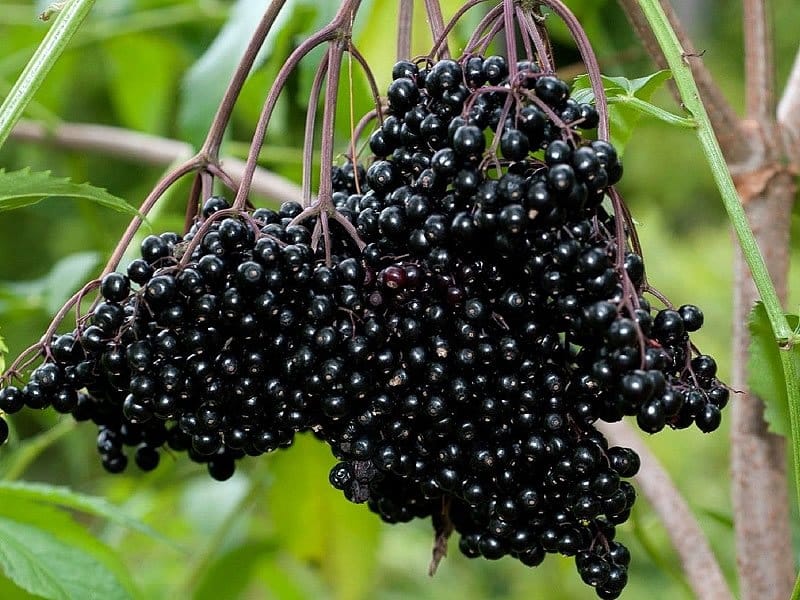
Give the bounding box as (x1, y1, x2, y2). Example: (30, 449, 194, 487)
(635, 0, 800, 532)
(0, 0, 95, 150)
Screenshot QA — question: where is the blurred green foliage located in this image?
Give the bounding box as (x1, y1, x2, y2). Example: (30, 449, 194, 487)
(0, 0, 799, 598)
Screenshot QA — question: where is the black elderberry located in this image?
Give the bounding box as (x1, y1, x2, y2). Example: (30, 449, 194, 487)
(535, 76, 569, 107)
(392, 60, 418, 81)
(452, 125, 485, 158)
(100, 272, 130, 302)
(482, 55, 508, 84)
(102, 453, 128, 474)
(678, 304, 704, 331)
(140, 234, 170, 264)
(127, 259, 153, 285)
(387, 77, 419, 112)
(208, 457, 236, 481)
(545, 140, 572, 165)
(653, 309, 685, 342)
(500, 128, 530, 161)
(425, 59, 462, 97)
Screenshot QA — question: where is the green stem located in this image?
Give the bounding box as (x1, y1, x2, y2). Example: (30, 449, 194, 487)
(608, 96, 696, 128)
(0, 0, 95, 151)
(636, 0, 800, 578)
(635, 0, 790, 340)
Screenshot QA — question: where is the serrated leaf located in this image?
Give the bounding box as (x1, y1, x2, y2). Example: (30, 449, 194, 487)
(571, 70, 677, 154)
(0, 481, 177, 549)
(747, 302, 800, 436)
(0, 498, 139, 600)
(0, 169, 137, 216)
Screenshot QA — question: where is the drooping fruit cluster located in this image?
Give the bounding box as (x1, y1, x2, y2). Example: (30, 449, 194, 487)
(0, 55, 729, 599)
(0, 198, 366, 480)
(319, 55, 727, 599)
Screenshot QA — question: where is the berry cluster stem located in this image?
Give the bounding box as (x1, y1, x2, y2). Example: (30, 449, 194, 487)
(635, 0, 800, 542)
(0, 0, 96, 151)
(199, 0, 289, 161)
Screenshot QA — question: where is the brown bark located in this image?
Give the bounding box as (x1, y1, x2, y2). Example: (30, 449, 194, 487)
(617, 1, 797, 597)
(730, 169, 795, 600)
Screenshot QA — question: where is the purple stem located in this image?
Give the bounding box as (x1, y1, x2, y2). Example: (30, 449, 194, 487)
(200, 0, 290, 160)
(429, 0, 492, 60)
(503, 0, 519, 79)
(398, 0, 413, 61)
(232, 0, 363, 210)
(423, 0, 450, 59)
(464, 5, 504, 55)
(303, 55, 330, 207)
(541, 0, 609, 140)
(518, 6, 554, 72)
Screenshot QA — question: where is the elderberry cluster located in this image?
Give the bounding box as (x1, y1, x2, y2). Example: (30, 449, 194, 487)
(316, 55, 727, 599)
(0, 54, 730, 599)
(0, 197, 366, 480)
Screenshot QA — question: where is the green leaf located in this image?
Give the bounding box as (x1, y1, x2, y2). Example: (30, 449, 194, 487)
(571, 70, 684, 154)
(0, 498, 139, 600)
(103, 34, 185, 134)
(0, 169, 137, 216)
(698, 506, 734, 530)
(747, 301, 800, 436)
(266, 434, 381, 600)
(193, 541, 276, 600)
(0, 481, 178, 548)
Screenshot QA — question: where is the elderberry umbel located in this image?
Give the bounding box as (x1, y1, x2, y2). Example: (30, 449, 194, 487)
(0, 53, 730, 600)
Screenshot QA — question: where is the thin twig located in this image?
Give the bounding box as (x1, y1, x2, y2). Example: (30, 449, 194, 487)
(10, 120, 303, 203)
(397, 0, 413, 61)
(597, 421, 734, 600)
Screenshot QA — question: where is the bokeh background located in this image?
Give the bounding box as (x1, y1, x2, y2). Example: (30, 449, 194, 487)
(0, 0, 798, 598)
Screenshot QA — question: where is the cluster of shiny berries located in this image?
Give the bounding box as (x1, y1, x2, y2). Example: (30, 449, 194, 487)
(0, 55, 728, 599)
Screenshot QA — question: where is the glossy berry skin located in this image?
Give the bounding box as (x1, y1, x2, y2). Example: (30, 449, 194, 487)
(100, 273, 130, 302)
(0, 56, 731, 600)
(0, 417, 8, 444)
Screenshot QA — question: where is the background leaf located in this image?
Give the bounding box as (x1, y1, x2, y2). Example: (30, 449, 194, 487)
(0, 169, 136, 216)
(179, 0, 314, 148)
(0, 481, 176, 547)
(102, 34, 185, 134)
(0, 251, 99, 315)
(266, 434, 381, 600)
(747, 301, 800, 436)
